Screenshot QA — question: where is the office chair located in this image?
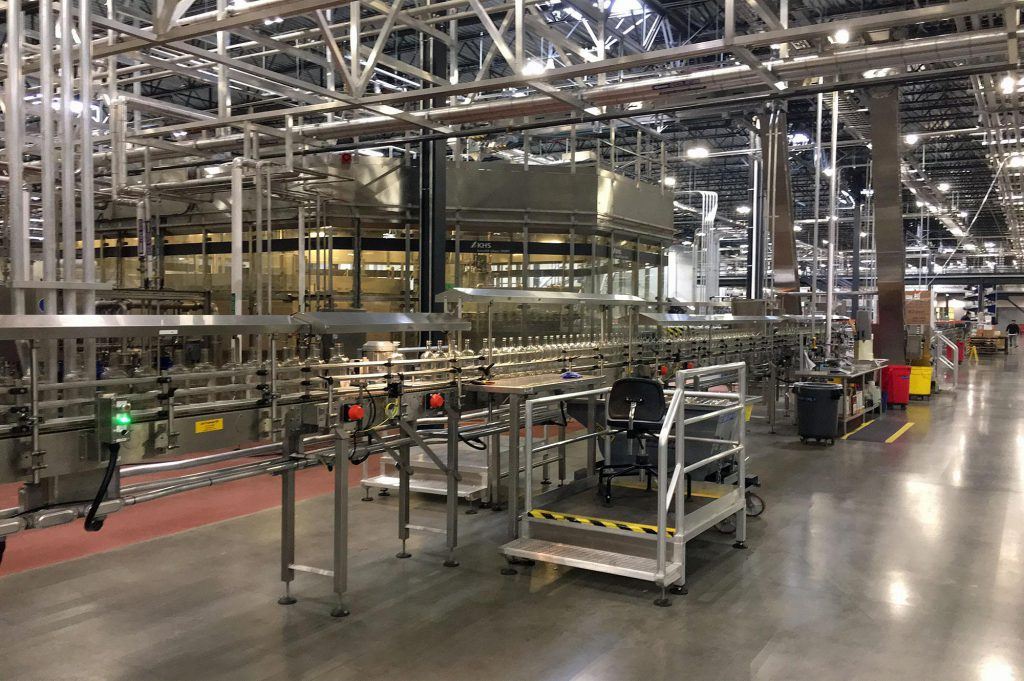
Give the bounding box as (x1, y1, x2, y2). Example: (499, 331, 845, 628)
(600, 377, 667, 504)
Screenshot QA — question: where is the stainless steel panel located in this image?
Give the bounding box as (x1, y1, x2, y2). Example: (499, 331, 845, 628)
(448, 162, 598, 215)
(436, 287, 647, 306)
(760, 109, 801, 309)
(294, 311, 470, 333)
(639, 313, 783, 326)
(0, 314, 298, 340)
(596, 169, 675, 236)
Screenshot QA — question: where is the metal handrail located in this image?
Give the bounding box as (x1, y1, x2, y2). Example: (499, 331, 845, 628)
(519, 362, 747, 588)
(932, 331, 959, 390)
(655, 361, 747, 582)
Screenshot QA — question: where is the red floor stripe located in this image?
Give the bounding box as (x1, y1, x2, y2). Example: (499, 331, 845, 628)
(0, 455, 379, 577)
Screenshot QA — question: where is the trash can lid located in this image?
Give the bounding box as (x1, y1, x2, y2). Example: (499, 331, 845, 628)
(794, 381, 844, 391)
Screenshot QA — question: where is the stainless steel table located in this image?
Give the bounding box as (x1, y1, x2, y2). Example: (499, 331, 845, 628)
(795, 361, 887, 435)
(465, 373, 606, 538)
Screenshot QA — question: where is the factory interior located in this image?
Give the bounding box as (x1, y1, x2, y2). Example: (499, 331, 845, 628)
(2, 0, 1024, 678)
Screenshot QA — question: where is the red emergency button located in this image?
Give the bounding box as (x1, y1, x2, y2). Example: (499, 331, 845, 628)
(428, 393, 445, 409)
(659, 365, 669, 376)
(343, 404, 365, 422)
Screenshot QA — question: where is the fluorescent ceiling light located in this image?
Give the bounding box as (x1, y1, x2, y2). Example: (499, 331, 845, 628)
(937, 182, 951, 192)
(790, 132, 811, 145)
(831, 28, 851, 44)
(522, 59, 548, 76)
(904, 133, 919, 145)
(663, 176, 677, 187)
(685, 145, 710, 159)
(736, 205, 751, 215)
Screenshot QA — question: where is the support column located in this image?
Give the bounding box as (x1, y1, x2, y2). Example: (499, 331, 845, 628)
(867, 86, 907, 364)
(747, 129, 764, 299)
(418, 33, 447, 335)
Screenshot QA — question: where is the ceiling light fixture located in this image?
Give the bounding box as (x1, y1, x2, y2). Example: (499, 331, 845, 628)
(685, 145, 710, 159)
(937, 182, 951, 192)
(522, 59, 548, 76)
(904, 133, 919, 145)
(736, 205, 752, 215)
(831, 28, 851, 44)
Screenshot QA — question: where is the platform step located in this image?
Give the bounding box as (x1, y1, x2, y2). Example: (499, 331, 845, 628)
(361, 474, 486, 500)
(501, 537, 680, 583)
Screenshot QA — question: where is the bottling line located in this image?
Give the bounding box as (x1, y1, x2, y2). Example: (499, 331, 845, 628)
(0, 291, 831, 609)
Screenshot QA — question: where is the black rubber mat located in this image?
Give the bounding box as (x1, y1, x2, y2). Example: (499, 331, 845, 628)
(844, 417, 914, 443)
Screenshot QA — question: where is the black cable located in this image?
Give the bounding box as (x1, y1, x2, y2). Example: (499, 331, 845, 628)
(459, 433, 487, 450)
(84, 443, 120, 532)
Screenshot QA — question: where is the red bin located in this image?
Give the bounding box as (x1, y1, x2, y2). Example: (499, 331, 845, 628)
(957, 341, 966, 363)
(881, 365, 911, 406)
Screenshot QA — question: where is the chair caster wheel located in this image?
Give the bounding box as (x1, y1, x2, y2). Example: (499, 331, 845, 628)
(330, 607, 350, 618)
(278, 596, 297, 605)
(668, 585, 687, 595)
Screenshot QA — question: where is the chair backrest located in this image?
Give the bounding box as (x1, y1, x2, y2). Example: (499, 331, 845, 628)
(607, 377, 667, 433)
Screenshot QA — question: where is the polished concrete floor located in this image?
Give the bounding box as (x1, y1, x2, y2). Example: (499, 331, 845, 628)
(2, 358, 1024, 681)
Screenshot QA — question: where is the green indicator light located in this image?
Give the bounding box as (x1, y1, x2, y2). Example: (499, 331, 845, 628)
(114, 413, 132, 426)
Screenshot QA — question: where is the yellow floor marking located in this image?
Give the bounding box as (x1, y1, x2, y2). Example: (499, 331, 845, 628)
(611, 478, 725, 499)
(885, 422, 915, 443)
(842, 419, 876, 440)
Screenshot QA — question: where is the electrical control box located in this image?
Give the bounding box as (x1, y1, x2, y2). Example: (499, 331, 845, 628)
(95, 393, 133, 446)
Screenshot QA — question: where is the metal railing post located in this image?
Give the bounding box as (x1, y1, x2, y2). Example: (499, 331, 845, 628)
(523, 397, 534, 539)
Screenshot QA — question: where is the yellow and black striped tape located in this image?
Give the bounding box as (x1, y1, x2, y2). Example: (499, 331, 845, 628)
(528, 509, 676, 537)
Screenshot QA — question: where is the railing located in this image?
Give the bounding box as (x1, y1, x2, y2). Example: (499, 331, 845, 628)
(932, 330, 959, 391)
(656, 362, 747, 581)
(517, 362, 747, 587)
(522, 386, 612, 532)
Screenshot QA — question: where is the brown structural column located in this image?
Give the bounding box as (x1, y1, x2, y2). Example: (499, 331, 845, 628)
(867, 85, 907, 364)
(760, 106, 801, 313)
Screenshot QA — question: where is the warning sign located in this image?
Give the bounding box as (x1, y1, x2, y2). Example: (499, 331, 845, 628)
(195, 418, 224, 434)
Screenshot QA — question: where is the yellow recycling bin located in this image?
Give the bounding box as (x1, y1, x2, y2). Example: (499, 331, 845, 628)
(909, 366, 933, 397)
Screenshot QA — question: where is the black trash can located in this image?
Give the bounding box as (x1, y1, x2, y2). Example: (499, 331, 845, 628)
(794, 382, 842, 445)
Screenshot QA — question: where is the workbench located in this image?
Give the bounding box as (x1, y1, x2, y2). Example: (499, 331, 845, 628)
(796, 361, 887, 435)
(465, 373, 606, 538)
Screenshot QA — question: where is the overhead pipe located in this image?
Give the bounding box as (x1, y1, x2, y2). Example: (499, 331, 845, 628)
(57, 28, 1016, 173)
(5, 0, 27, 316)
(231, 159, 245, 318)
(825, 90, 839, 360)
(59, 0, 78, 343)
(81, 0, 98, 379)
(40, 0, 59, 380)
